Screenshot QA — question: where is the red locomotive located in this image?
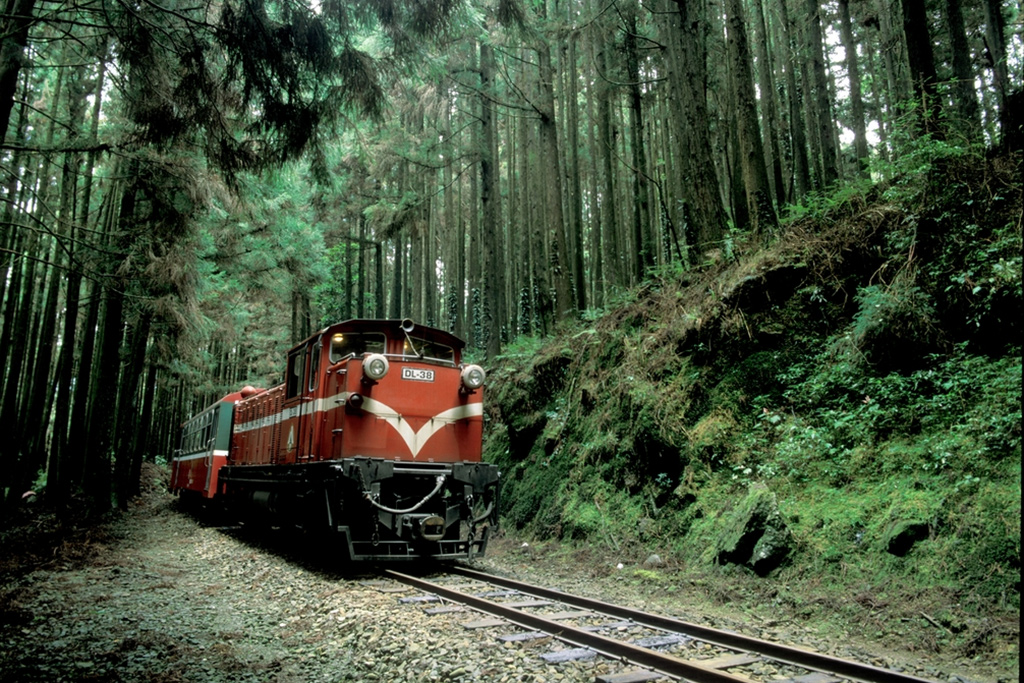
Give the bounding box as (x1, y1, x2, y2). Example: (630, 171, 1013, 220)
(169, 319, 499, 561)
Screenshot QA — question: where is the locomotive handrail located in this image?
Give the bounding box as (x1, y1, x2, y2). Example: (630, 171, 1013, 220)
(363, 474, 447, 514)
(380, 352, 457, 366)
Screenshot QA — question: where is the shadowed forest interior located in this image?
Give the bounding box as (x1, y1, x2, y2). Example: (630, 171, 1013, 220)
(0, 0, 1020, 513)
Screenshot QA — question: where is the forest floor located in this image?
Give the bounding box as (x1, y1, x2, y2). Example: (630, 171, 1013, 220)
(0, 465, 1017, 683)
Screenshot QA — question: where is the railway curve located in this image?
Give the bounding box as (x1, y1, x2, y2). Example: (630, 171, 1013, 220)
(379, 567, 941, 683)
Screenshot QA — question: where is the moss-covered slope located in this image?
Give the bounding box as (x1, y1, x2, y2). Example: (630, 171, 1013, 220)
(483, 151, 1021, 657)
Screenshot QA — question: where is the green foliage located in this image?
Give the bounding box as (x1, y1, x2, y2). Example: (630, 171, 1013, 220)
(925, 211, 1022, 341)
(314, 243, 359, 325)
(876, 116, 986, 204)
(942, 474, 1021, 603)
(494, 450, 573, 535)
(496, 333, 548, 361)
(839, 275, 938, 369)
(482, 147, 1021, 625)
(783, 176, 875, 222)
(764, 346, 1021, 478)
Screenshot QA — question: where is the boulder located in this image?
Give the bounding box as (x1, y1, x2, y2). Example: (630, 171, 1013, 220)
(715, 482, 793, 576)
(643, 553, 664, 568)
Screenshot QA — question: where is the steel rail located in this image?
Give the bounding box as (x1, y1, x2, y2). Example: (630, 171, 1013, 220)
(446, 566, 937, 683)
(384, 568, 746, 683)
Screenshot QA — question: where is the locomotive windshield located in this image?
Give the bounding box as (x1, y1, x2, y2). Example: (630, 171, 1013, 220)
(403, 337, 454, 362)
(330, 332, 385, 363)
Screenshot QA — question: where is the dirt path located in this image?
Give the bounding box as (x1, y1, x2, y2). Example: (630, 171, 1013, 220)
(2, 488, 350, 682)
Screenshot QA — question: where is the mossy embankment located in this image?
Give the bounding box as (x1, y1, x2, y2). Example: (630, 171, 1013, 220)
(483, 151, 1020, 671)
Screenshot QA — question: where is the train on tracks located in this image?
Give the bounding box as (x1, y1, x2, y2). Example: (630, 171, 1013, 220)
(169, 319, 499, 561)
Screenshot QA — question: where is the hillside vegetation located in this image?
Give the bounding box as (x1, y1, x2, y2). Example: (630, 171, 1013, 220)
(483, 148, 1021, 668)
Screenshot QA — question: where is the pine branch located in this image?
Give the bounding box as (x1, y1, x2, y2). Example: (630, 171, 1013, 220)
(0, 140, 111, 153)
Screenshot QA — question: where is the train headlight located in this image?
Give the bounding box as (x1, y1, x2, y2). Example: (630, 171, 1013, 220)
(363, 353, 390, 381)
(460, 364, 486, 391)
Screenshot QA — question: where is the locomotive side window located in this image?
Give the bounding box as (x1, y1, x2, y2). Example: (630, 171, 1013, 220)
(308, 342, 321, 392)
(329, 332, 385, 363)
(403, 337, 454, 362)
(285, 349, 304, 399)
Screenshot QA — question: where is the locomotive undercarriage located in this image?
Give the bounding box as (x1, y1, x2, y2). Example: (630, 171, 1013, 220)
(217, 457, 499, 561)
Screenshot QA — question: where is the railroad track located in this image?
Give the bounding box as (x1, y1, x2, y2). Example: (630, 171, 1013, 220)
(368, 565, 939, 683)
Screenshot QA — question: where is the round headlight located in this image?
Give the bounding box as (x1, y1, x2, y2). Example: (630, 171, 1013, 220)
(363, 353, 390, 381)
(461, 364, 486, 391)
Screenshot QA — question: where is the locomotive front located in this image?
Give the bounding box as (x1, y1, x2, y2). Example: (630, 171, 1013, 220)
(219, 319, 499, 561)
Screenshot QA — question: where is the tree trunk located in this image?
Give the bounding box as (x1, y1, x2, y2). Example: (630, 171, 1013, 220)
(662, 0, 729, 254)
(536, 23, 573, 320)
(596, 26, 620, 293)
(480, 40, 502, 358)
(390, 234, 404, 318)
(863, 31, 891, 162)
(517, 102, 535, 334)
(443, 103, 462, 334)
(343, 220, 353, 319)
(48, 60, 91, 507)
(0, 0, 38, 144)
(0, 226, 34, 508)
(468, 81, 482, 346)
(68, 192, 116, 493)
(873, 0, 912, 109)
(725, 0, 777, 234)
(85, 177, 137, 512)
(585, 33, 603, 308)
(136, 359, 159, 465)
(778, 0, 810, 200)
(752, 0, 787, 208)
(944, 0, 981, 138)
(838, 0, 870, 176)
(981, 0, 1009, 142)
(0, 73, 28, 327)
(902, 0, 941, 134)
(530, 113, 553, 335)
(624, 2, 653, 279)
(114, 311, 151, 508)
(374, 241, 384, 318)
(564, 31, 586, 311)
(806, 0, 839, 186)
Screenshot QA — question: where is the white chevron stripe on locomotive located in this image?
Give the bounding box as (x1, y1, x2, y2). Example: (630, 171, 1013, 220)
(231, 392, 482, 459)
(352, 395, 483, 458)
